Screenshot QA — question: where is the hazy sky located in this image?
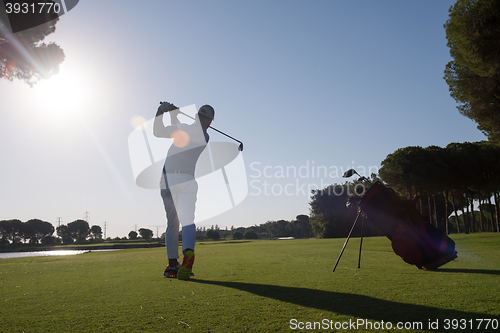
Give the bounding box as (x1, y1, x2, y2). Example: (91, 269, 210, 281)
(0, 1, 486, 238)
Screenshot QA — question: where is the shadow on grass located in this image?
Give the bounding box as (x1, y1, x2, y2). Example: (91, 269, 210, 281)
(190, 279, 496, 332)
(435, 268, 500, 276)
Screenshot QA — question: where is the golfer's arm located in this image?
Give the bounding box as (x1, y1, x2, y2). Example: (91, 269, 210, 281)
(170, 111, 180, 126)
(153, 110, 174, 137)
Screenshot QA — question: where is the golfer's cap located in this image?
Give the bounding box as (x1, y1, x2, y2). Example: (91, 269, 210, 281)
(198, 105, 215, 119)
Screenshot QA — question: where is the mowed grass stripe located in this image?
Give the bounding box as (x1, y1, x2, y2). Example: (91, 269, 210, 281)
(0, 234, 499, 332)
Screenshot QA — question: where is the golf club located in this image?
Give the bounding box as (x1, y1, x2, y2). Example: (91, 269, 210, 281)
(159, 102, 244, 151)
(342, 168, 372, 185)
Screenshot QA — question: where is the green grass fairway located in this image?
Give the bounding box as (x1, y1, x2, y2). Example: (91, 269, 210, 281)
(1, 234, 499, 332)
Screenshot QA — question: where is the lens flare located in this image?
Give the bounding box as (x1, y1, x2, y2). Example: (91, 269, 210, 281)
(172, 130, 190, 147)
(6, 61, 16, 78)
(130, 115, 147, 129)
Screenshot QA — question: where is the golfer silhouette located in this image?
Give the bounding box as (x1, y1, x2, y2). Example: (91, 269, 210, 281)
(153, 102, 215, 280)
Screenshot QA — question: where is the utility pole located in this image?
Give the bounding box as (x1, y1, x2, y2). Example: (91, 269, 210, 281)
(104, 222, 107, 239)
(57, 217, 62, 228)
(150, 225, 163, 238)
(84, 211, 90, 222)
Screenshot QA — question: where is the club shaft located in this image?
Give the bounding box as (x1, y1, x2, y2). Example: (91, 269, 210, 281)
(207, 126, 243, 145)
(159, 102, 243, 148)
(176, 110, 243, 145)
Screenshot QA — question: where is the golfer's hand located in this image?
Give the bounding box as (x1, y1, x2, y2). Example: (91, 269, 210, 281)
(158, 102, 178, 115)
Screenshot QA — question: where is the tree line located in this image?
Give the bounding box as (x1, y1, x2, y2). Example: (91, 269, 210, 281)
(379, 142, 500, 234)
(0, 217, 317, 245)
(0, 219, 55, 245)
(128, 229, 154, 240)
(57, 220, 104, 244)
(197, 215, 314, 241)
(0, 219, 105, 245)
(308, 141, 500, 238)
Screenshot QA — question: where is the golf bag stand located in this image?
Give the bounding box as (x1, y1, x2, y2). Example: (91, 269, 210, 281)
(333, 181, 457, 271)
(332, 211, 365, 272)
(358, 215, 365, 269)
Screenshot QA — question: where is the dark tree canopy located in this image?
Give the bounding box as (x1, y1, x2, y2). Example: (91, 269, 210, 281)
(0, 4, 65, 86)
(55, 221, 91, 244)
(90, 225, 103, 240)
(232, 231, 244, 240)
(444, 0, 500, 143)
(205, 229, 220, 240)
(243, 230, 258, 239)
(26, 219, 54, 243)
(56, 225, 72, 244)
(0, 219, 24, 243)
(309, 183, 372, 238)
(379, 142, 500, 233)
(138, 228, 153, 240)
(67, 220, 90, 243)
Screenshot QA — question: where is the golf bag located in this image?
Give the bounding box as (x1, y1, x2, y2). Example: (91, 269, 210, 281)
(359, 182, 457, 270)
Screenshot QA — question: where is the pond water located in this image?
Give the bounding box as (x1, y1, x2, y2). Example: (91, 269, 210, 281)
(0, 249, 118, 259)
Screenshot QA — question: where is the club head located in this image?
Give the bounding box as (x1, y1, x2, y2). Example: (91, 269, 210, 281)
(238, 143, 244, 151)
(342, 169, 356, 178)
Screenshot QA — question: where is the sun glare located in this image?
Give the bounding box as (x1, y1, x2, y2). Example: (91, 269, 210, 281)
(33, 65, 92, 122)
(130, 115, 147, 129)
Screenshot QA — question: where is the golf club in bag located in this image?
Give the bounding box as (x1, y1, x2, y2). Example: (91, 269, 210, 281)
(333, 169, 457, 272)
(159, 102, 244, 151)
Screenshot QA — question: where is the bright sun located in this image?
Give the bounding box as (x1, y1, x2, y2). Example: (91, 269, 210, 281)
(32, 64, 91, 122)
